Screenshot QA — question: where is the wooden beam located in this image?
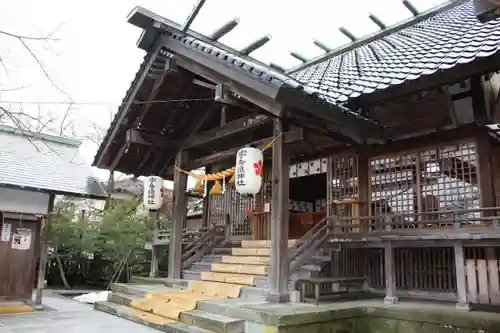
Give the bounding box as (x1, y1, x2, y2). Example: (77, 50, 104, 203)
(185, 114, 271, 148)
(167, 44, 283, 116)
(453, 241, 470, 309)
(266, 117, 290, 303)
(369, 13, 387, 29)
(290, 52, 308, 63)
(169, 151, 188, 279)
(383, 242, 398, 304)
(184, 128, 304, 169)
(269, 63, 286, 72)
(339, 27, 357, 42)
(181, 0, 206, 32)
(109, 142, 130, 171)
(402, 0, 419, 16)
(95, 40, 164, 168)
(34, 193, 55, 308)
(209, 18, 239, 41)
(240, 35, 271, 55)
(313, 40, 332, 52)
(126, 128, 178, 147)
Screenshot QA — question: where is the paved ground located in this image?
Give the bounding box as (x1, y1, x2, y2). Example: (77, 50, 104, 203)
(0, 292, 160, 333)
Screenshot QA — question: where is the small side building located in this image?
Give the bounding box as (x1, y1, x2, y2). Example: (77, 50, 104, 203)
(0, 125, 107, 308)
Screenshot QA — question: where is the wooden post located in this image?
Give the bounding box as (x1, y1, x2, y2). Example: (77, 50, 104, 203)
(384, 242, 398, 304)
(476, 134, 495, 211)
(357, 148, 370, 233)
(168, 151, 188, 279)
(266, 117, 290, 303)
(33, 193, 55, 308)
(454, 241, 470, 310)
(150, 211, 159, 278)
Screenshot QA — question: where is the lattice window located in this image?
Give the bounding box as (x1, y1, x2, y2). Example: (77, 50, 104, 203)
(420, 142, 479, 224)
(328, 154, 358, 218)
(370, 153, 417, 221)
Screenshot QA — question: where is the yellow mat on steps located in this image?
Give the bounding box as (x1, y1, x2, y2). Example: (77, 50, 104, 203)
(0, 303, 33, 314)
(129, 280, 243, 322)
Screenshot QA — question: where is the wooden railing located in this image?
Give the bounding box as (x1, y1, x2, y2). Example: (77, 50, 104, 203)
(288, 215, 335, 273)
(329, 207, 500, 238)
(154, 227, 209, 245)
(288, 207, 500, 274)
(181, 224, 228, 269)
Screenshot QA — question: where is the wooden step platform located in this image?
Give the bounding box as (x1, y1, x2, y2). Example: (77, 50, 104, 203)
(240, 239, 298, 248)
(221, 255, 269, 265)
(200, 272, 257, 286)
(211, 263, 267, 275)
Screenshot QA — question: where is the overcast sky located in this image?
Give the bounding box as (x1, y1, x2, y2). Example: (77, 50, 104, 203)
(0, 0, 447, 182)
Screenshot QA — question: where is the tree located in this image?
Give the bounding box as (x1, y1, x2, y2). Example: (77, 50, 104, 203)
(47, 196, 151, 288)
(0, 27, 75, 133)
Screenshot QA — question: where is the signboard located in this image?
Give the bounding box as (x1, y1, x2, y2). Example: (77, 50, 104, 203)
(11, 228, 32, 251)
(0, 223, 11, 242)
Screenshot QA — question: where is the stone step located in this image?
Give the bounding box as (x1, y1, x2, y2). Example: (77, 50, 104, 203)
(202, 255, 223, 263)
(164, 278, 189, 289)
(94, 301, 214, 333)
(221, 255, 269, 265)
(182, 270, 201, 280)
(211, 247, 233, 255)
(210, 263, 267, 275)
(200, 272, 256, 286)
(110, 283, 171, 296)
(108, 291, 138, 306)
(240, 239, 298, 248)
(195, 298, 268, 318)
(231, 248, 270, 256)
(180, 309, 244, 333)
(190, 263, 213, 272)
(130, 276, 170, 284)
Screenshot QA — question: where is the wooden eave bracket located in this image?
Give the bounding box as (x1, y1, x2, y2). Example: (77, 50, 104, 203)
(126, 128, 178, 148)
(275, 84, 387, 141)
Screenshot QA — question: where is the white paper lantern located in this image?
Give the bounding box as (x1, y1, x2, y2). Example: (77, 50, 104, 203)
(143, 176, 164, 210)
(235, 147, 263, 196)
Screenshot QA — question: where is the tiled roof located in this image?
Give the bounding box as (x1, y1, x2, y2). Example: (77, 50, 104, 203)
(0, 125, 108, 199)
(290, 0, 500, 103)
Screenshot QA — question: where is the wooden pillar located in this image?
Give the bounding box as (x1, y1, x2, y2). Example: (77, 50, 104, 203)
(357, 148, 370, 232)
(33, 193, 55, 308)
(266, 117, 290, 303)
(384, 242, 398, 304)
(168, 150, 188, 279)
(453, 241, 470, 310)
(150, 211, 159, 278)
(476, 134, 495, 210)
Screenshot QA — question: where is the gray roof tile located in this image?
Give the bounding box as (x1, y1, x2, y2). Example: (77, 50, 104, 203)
(0, 125, 107, 199)
(290, 0, 500, 102)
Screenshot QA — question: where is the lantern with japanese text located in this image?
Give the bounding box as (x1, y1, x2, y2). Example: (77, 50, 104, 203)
(235, 147, 263, 196)
(143, 176, 164, 210)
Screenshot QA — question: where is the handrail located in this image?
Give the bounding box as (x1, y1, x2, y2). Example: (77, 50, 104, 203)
(327, 206, 500, 237)
(288, 215, 337, 273)
(181, 224, 227, 269)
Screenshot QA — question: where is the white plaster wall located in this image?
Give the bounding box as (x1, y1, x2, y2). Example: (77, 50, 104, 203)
(0, 187, 50, 214)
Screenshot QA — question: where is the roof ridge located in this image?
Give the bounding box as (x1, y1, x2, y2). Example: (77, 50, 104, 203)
(0, 124, 81, 147)
(286, 0, 465, 75)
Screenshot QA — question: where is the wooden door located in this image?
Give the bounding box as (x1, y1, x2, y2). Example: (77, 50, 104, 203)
(0, 217, 39, 299)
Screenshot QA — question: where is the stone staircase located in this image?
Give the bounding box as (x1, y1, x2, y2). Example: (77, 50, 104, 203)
(183, 239, 332, 290)
(95, 279, 267, 333)
(94, 239, 333, 332)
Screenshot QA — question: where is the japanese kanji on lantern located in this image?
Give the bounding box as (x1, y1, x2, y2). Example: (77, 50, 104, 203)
(143, 176, 164, 210)
(235, 147, 263, 196)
